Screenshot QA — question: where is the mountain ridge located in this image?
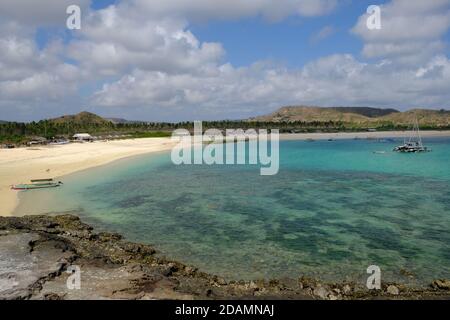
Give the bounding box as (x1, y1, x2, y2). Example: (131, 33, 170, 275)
(48, 111, 112, 125)
(249, 106, 450, 126)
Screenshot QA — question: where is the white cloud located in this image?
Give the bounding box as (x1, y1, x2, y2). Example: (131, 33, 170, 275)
(91, 54, 450, 119)
(130, 0, 337, 21)
(0, 21, 81, 118)
(0, 0, 90, 26)
(66, 5, 225, 77)
(1, 0, 450, 121)
(352, 0, 450, 64)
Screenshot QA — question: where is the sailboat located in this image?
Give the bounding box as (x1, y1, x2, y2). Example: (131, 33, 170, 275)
(393, 117, 430, 153)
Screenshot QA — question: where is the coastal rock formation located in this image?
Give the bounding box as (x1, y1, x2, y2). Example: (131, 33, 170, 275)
(387, 285, 400, 296)
(0, 215, 449, 300)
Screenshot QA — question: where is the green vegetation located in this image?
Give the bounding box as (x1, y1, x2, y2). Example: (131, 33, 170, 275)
(1, 108, 449, 146)
(128, 131, 172, 138)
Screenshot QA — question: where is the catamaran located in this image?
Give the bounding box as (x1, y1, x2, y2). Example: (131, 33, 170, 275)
(393, 117, 430, 153)
(11, 179, 63, 190)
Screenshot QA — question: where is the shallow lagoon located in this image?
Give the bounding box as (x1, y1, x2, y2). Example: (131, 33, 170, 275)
(15, 138, 450, 284)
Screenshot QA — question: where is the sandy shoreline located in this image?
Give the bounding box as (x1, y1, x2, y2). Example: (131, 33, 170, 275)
(1, 130, 450, 216)
(0, 138, 176, 216)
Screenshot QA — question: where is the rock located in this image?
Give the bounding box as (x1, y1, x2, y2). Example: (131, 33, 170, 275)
(184, 266, 197, 276)
(159, 265, 174, 277)
(387, 285, 399, 295)
(2, 214, 450, 300)
(431, 279, 450, 290)
(400, 269, 415, 278)
(215, 277, 227, 286)
(0, 233, 73, 299)
(313, 286, 329, 299)
(342, 284, 352, 295)
(248, 281, 258, 290)
(43, 293, 64, 300)
(276, 277, 295, 289)
(98, 232, 122, 242)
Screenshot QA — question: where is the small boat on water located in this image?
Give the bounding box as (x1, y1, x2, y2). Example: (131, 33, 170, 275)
(11, 178, 63, 190)
(393, 117, 430, 153)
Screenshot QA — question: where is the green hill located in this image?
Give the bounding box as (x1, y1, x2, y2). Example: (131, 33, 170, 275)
(249, 106, 373, 123)
(49, 111, 111, 125)
(329, 107, 399, 118)
(249, 106, 449, 128)
(378, 109, 450, 127)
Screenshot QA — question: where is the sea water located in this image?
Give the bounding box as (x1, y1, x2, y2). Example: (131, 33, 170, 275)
(14, 138, 450, 284)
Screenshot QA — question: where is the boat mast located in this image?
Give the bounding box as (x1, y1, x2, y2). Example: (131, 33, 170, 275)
(415, 116, 423, 147)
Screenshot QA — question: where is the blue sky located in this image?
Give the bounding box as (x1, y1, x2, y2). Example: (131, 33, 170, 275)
(1, 0, 450, 121)
(35, 0, 389, 68)
(190, 2, 375, 68)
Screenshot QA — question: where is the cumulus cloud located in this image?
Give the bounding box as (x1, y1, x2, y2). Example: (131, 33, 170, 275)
(0, 24, 81, 118)
(1, 0, 450, 121)
(91, 54, 450, 119)
(352, 0, 450, 64)
(0, 0, 90, 26)
(67, 5, 225, 77)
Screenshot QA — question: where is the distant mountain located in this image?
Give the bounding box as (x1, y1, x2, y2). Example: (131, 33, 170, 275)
(249, 106, 374, 123)
(49, 111, 111, 125)
(0, 120, 8, 124)
(329, 107, 399, 118)
(106, 117, 142, 124)
(249, 106, 449, 126)
(380, 109, 450, 126)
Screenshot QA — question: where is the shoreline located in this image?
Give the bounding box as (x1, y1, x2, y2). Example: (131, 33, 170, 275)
(0, 137, 176, 216)
(2, 130, 450, 216)
(1, 214, 449, 300)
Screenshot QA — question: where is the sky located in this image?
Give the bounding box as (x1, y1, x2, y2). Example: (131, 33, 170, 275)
(1, 0, 450, 122)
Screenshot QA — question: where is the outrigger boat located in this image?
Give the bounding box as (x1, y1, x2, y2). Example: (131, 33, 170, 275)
(11, 178, 63, 190)
(393, 117, 430, 153)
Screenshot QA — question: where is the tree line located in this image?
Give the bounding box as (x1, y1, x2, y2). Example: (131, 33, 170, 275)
(1, 119, 447, 145)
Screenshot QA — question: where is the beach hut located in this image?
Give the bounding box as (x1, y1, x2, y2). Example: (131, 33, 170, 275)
(27, 136, 47, 146)
(73, 133, 94, 142)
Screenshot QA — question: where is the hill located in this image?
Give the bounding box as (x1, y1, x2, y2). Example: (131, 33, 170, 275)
(0, 120, 8, 124)
(329, 107, 399, 118)
(249, 106, 373, 123)
(249, 106, 449, 127)
(106, 117, 142, 124)
(379, 109, 450, 127)
(49, 111, 111, 125)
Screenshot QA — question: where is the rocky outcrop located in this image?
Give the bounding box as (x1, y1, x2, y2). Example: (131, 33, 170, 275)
(1, 215, 449, 300)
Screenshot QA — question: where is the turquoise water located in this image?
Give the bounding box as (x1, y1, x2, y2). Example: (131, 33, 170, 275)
(15, 138, 450, 284)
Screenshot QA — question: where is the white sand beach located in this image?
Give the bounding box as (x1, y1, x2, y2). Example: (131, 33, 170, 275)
(1, 130, 450, 216)
(0, 138, 176, 216)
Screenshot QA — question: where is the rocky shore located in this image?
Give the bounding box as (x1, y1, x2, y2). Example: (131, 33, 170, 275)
(0, 214, 449, 300)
